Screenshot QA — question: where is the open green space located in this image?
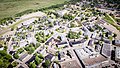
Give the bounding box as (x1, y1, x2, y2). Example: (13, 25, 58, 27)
(0, 0, 70, 19)
(104, 14, 120, 31)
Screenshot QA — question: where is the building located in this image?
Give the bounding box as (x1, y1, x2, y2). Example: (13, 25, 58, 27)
(60, 59, 81, 68)
(82, 55, 108, 68)
(45, 54, 55, 61)
(69, 39, 86, 47)
(112, 45, 120, 63)
(101, 43, 111, 58)
(88, 39, 94, 47)
(112, 40, 120, 63)
(56, 41, 68, 48)
(115, 47, 120, 62)
(45, 37, 60, 46)
(112, 40, 120, 46)
(19, 53, 28, 61)
(74, 47, 108, 68)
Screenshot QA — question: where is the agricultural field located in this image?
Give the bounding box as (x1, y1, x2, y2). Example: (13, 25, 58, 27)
(0, 0, 70, 19)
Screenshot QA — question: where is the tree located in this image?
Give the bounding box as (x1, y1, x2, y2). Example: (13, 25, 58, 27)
(29, 62, 36, 68)
(13, 53, 19, 59)
(78, 31, 82, 35)
(29, 47, 35, 54)
(35, 56, 42, 65)
(84, 36, 88, 39)
(57, 36, 62, 40)
(38, 54, 44, 59)
(63, 14, 74, 20)
(12, 61, 18, 67)
(0, 50, 12, 68)
(4, 46, 7, 51)
(113, 33, 117, 38)
(109, 36, 113, 41)
(42, 60, 51, 68)
(17, 48, 24, 54)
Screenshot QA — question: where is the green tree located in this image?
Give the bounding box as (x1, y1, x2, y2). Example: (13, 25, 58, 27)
(0, 50, 12, 68)
(12, 61, 18, 67)
(84, 36, 88, 39)
(43, 60, 51, 68)
(38, 54, 44, 59)
(29, 62, 36, 68)
(35, 56, 42, 65)
(13, 53, 19, 59)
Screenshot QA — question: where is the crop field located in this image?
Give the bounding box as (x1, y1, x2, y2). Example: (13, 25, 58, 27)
(0, 0, 70, 19)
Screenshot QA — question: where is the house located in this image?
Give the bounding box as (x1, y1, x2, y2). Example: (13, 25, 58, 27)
(25, 55, 35, 64)
(58, 51, 65, 60)
(37, 48, 46, 54)
(52, 63, 60, 68)
(19, 53, 28, 61)
(45, 37, 60, 46)
(95, 44, 101, 52)
(103, 38, 111, 44)
(114, 11, 120, 19)
(0, 38, 5, 41)
(45, 54, 55, 61)
(113, 40, 120, 46)
(69, 39, 86, 47)
(56, 42, 68, 48)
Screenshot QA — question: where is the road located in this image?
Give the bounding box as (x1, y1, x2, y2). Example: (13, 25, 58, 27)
(0, 12, 46, 37)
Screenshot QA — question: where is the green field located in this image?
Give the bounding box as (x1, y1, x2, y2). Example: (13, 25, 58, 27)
(0, 0, 70, 19)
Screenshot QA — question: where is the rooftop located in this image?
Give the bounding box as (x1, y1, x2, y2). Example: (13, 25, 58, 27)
(82, 55, 107, 66)
(61, 59, 81, 68)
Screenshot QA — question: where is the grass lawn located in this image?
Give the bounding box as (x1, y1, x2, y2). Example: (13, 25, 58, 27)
(104, 14, 120, 31)
(0, 0, 70, 19)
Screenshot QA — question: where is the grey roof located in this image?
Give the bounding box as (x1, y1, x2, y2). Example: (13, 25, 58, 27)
(70, 39, 86, 45)
(88, 40, 93, 46)
(82, 55, 107, 66)
(45, 54, 54, 61)
(45, 37, 54, 45)
(115, 40, 120, 46)
(102, 44, 111, 57)
(19, 53, 28, 61)
(57, 42, 67, 45)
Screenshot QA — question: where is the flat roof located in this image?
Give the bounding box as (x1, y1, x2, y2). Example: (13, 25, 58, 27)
(82, 55, 107, 66)
(61, 59, 81, 68)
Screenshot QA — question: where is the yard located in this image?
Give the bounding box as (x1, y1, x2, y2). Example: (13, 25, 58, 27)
(0, 0, 70, 20)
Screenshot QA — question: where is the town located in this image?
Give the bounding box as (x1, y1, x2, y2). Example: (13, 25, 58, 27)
(0, 0, 120, 68)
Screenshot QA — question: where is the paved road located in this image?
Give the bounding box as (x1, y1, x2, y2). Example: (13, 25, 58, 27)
(0, 12, 46, 37)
